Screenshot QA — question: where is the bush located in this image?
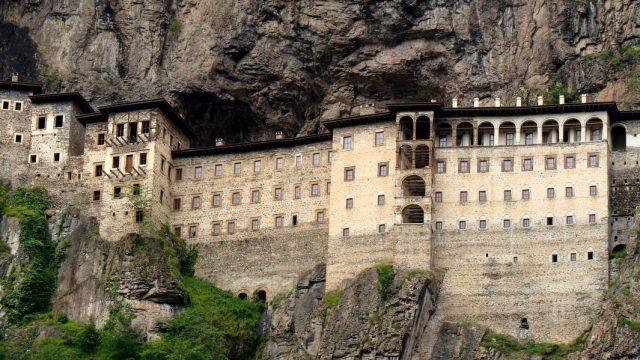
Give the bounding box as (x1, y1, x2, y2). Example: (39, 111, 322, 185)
(618, 316, 640, 331)
(481, 328, 589, 359)
(168, 19, 182, 30)
(376, 263, 394, 303)
(321, 290, 343, 309)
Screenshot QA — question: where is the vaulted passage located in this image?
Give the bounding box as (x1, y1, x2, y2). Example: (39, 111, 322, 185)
(399, 116, 413, 140)
(415, 145, 429, 168)
(402, 175, 426, 196)
(416, 116, 430, 140)
(257, 290, 267, 302)
(402, 205, 424, 223)
(611, 126, 626, 151)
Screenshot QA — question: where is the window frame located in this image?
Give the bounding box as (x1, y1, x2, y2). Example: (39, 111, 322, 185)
(435, 160, 446, 173)
(375, 131, 384, 146)
(588, 153, 599, 167)
(342, 135, 352, 150)
(522, 157, 533, 171)
(478, 158, 489, 173)
(378, 162, 389, 177)
(545, 156, 557, 170)
(501, 158, 513, 172)
(564, 155, 576, 169)
(344, 167, 355, 181)
(458, 159, 470, 173)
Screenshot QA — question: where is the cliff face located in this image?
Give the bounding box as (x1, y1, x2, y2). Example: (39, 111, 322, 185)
(1, 1, 640, 145)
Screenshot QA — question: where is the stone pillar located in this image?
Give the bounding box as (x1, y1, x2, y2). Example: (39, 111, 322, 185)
(452, 126, 457, 147)
(494, 126, 500, 146)
(515, 124, 521, 145)
(412, 118, 417, 141)
(581, 125, 587, 142)
(473, 125, 479, 146)
(558, 124, 564, 143)
(537, 125, 543, 144)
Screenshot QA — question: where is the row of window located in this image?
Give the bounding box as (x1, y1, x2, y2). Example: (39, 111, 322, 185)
(35, 114, 64, 130)
(341, 130, 387, 150)
(435, 214, 599, 230)
(28, 153, 62, 164)
(434, 185, 599, 203)
(341, 223, 388, 237)
(435, 154, 600, 174)
(551, 251, 594, 263)
(1, 100, 22, 112)
(98, 152, 148, 176)
(174, 210, 328, 238)
(172, 182, 332, 210)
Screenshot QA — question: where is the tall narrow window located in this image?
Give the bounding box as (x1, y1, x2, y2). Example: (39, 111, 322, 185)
(234, 162, 241, 175)
(175, 168, 183, 181)
(232, 192, 240, 205)
(459, 160, 469, 173)
(588, 154, 599, 167)
(311, 183, 319, 196)
(344, 167, 355, 181)
(547, 188, 555, 199)
(194, 166, 202, 179)
(377, 194, 385, 205)
(565, 155, 575, 169)
(95, 165, 103, 177)
(294, 185, 301, 199)
(343, 136, 352, 150)
(192, 196, 201, 209)
(504, 190, 512, 201)
(522, 157, 533, 171)
(37, 116, 46, 130)
(346, 198, 353, 209)
(112, 156, 120, 169)
(295, 155, 302, 168)
(55, 115, 64, 128)
(116, 124, 124, 137)
(275, 216, 284, 228)
(436, 161, 446, 173)
(275, 157, 283, 170)
(506, 133, 514, 145)
(316, 211, 325, 223)
(589, 185, 597, 196)
(254, 160, 261, 174)
(251, 219, 259, 231)
(460, 191, 468, 203)
(139, 153, 147, 166)
(228, 222, 235, 235)
(524, 132, 533, 145)
(375, 131, 384, 145)
(97, 133, 105, 145)
(212, 223, 221, 236)
(252, 190, 260, 203)
(435, 192, 443, 202)
(565, 187, 574, 198)
(274, 187, 283, 200)
(312, 152, 320, 165)
(522, 189, 530, 200)
(378, 163, 389, 177)
(215, 164, 222, 176)
(479, 190, 487, 202)
(141, 121, 150, 134)
(212, 193, 221, 207)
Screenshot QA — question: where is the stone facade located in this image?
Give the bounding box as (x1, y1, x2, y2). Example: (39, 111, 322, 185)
(1, 78, 639, 343)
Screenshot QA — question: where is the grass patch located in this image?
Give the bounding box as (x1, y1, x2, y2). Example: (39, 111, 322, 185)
(618, 316, 640, 331)
(321, 290, 343, 309)
(375, 263, 394, 303)
(168, 19, 182, 30)
(481, 328, 589, 359)
(610, 248, 627, 259)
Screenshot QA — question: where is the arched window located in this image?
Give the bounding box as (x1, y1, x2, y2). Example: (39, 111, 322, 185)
(436, 123, 452, 147)
(416, 116, 430, 139)
(257, 290, 267, 302)
(520, 121, 538, 145)
(456, 122, 474, 146)
(399, 117, 413, 140)
(587, 118, 603, 141)
(238, 293, 248, 300)
(402, 205, 424, 223)
(499, 122, 516, 145)
(478, 122, 495, 146)
(542, 120, 559, 143)
(563, 119, 581, 142)
(415, 145, 429, 168)
(611, 125, 626, 151)
(398, 145, 413, 170)
(402, 175, 426, 196)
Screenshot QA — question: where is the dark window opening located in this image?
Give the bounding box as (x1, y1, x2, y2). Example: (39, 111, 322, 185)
(55, 115, 64, 128)
(37, 117, 46, 129)
(142, 121, 150, 134)
(520, 318, 529, 330)
(399, 117, 413, 140)
(238, 293, 248, 300)
(129, 122, 137, 143)
(257, 290, 267, 302)
(135, 210, 144, 223)
(398, 145, 413, 170)
(93, 190, 101, 201)
(552, 254, 558, 263)
(587, 251, 594, 260)
(546, 217, 554, 226)
(97, 133, 105, 145)
(116, 124, 124, 137)
(415, 145, 430, 168)
(53, 153, 60, 162)
(402, 205, 424, 224)
(612, 126, 627, 151)
(416, 116, 430, 140)
(402, 175, 426, 196)
(292, 215, 298, 226)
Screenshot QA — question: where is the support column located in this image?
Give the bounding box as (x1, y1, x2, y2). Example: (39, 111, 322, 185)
(412, 118, 417, 141)
(452, 127, 457, 147)
(537, 125, 543, 144)
(493, 126, 500, 146)
(581, 125, 587, 142)
(515, 124, 521, 145)
(473, 125, 479, 146)
(559, 124, 564, 143)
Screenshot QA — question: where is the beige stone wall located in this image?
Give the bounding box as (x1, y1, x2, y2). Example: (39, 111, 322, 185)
(0, 89, 34, 185)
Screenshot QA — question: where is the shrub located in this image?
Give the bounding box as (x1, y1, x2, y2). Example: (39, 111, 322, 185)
(321, 290, 343, 309)
(168, 19, 182, 31)
(376, 263, 394, 303)
(618, 316, 640, 331)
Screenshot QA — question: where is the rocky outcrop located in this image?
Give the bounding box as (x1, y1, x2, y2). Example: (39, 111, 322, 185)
(263, 265, 436, 359)
(1, 1, 640, 145)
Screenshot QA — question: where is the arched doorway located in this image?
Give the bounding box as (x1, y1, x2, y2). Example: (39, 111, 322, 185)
(257, 290, 267, 302)
(398, 145, 413, 170)
(402, 176, 426, 196)
(415, 145, 429, 168)
(402, 205, 424, 223)
(542, 120, 559, 143)
(238, 293, 248, 300)
(587, 118, 603, 141)
(456, 122, 474, 146)
(399, 117, 413, 140)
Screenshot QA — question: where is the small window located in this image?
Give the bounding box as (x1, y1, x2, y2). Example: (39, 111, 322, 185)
(14, 102, 22, 111)
(232, 192, 241, 205)
(589, 185, 597, 196)
(570, 252, 577, 261)
(95, 165, 103, 177)
(505, 132, 514, 145)
(141, 121, 150, 134)
(275, 158, 283, 170)
(522, 157, 533, 171)
(460, 191, 468, 203)
(192, 196, 201, 209)
(312, 152, 320, 165)
(566, 215, 574, 225)
(251, 190, 260, 203)
(343, 136, 352, 150)
(1, 101, 9, 110)
(93, 190, 101, 201)
(214, 164, 222, 176)
(346, 198, 353, 209)
(545, 156, 556, 170)
(589, 214, 596, 224)
(311, 183, 319, 196)
(116, 124, 125, 137)
(587, 251, 594, 260)
(112, 156, 120, 169)
(175, 168, 183, 181)
(328, 151, 333, 163)
(189, 225, 197, 238)
(227, 222, 235, 235)
(435, 191, 443, 202)
(435, 221, 443, 230)
(504, 190, 512, 201)
(378, 224, 386, 233)
(316, 211, 325, 223)
(546, 217, 554, 226)
(292, 215, 298, 226)
(254, 160, 261, 174)
(251, 219, 260, 231)
(547, 188, 555, 199)
(479, 220, 487, 229)
(274, 187, 283, 200)
(588, 154, 599, 167)
(294, 185, 301, 199)
(132, 184, 141, 195)
(53, 153, 60, 162)
(234, 162, 241, 175)
(378, 163, 389, 177)
(212, 223, 221, 236)
(173, 198, 181, 210)
(522, 218, 530, 228)
(375, 131, 384, 145)
(194, 166, 202, 179)
(160, 190, 164, 203)
(139, 153, 147, 166)
(522, 189, 530, 200)
(552, 254, 558, 263)
(29, 154, 37, 163)
(37, 116, 46, 130)
(377, 194, 385, 206)
(326, 182, 331, 194)
(459, 160, 470, 173)
(459, 221, 466, 230)
(565, 155, 575, 169)
(275, 216, 284, 228)
(55, 115, 64, 128)
(502, 159, 513, 172)
(479, 190, 487, 202)
(135, 210, 144, 223)
(212, 193, 221, 207)
(114, 187, 122, 199)
(342, 227, 350, 237)
(295, 154, 302, 168)
(565, 187, 574, 198)
(14, 134, 22, 144)
(344, 167, 355, 181)
(503, 219, 511, 228)
(436, 161, 446, 173)
(478, 159, 489, 172)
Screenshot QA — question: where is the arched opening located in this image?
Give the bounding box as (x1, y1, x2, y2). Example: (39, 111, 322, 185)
(415, 145, 429, 168)
(402, 175, 426, 196)
(499, 122, 516, 145)
(398, 145, 413, 170)
(520, 318, 529, 330)
(257, 290, 267, 302)
(436, 123, 452, 147)
(520, 121, 538, 145)
(478, 122, 495, 146)
(563, 119, 581, 143)
(402, 205, 424, 224)
(587, 118, 603, 141)
(456, 122, 474, 146)
(542, 120, 559, 144)
(399, 116, 413, 140)
(612, 244, 627, 256)
(416, 116, 430, 140)
(611, 125, 626, 151)
(238, 293, 248, 300)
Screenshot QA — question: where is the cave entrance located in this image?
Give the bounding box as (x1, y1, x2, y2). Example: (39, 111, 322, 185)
(238, 293, 247, 300)
(257, 290, 267, 302)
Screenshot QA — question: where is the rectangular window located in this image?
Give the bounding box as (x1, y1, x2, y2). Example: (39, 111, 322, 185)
(435, 221, 443, 230)
(131, 183, 141, 195)
(589, 214, 596, 224)
(97, 133, 105, 145)
(478, 159, 489, 173)
(95, 164, 103, 177)
(116, 124, 124, 137)
(275, 157, 283, 170)
(592, 129, 602, 141)
(524, 132, 533, 145)
(343, 136, 352, 150)
(173, 198, 181, 210)
(212, 193, 221, 207)
(546, 217, 554, 226)
(378, 224, 386, 233)
(588, 251, 594, 260)
(214, 164, 222, 177)
(311, 183, 319, 196)
(232, 192, 241, 205)
(545, 157, 556, 170)
(1, 101, 8, 110)
(436, 161, 446, 173)
(15, 134, 22, 144)
(502, 159, 513, 172)
(14, 102, 22, 111)
(114, 187, 122, 199)
(294, 185, 301, 199)
(227, 222, 235, 235)
(29, 154, 37, 163)
(504, 190, 512, 201)
(459, 160, 470, 173)
(174, 227, 182, 237)
(489, 134, 495, 145)
(375, 131, 384, 145)
(342, 228, 350, 237)
(192, 196, 201, 209)
(212, 223, 221, 236)
(346, 198, 353, 209)
(565, 155, 575, 169)
(479, 190, 486, 202)
(435, 191, 443, 203)
(295, 155, 302, 168)
(254, 160, 261, 174)
(458, 221, 466, 230)
(251, 190, 260, 203)
(135, 210, 144, 223)
(139, 153, 147, 166)
(506, 133, 514, 145)
(55, 115, 64, 128)
(141, 121, 150, 134)
(326, 182, 331, 194)
(328, 151, 333, 163)
(552, 254, 558, 263)
(344, 167, 355, 181)
(522, 157, 533, 171)
(112, 156, 120, 169)
(93, 190, 101, 201)
(312, 152, 320, 165)
(194, 166, 202, 179)
(547, 188, 555, 199)
(588, 154, 599, 167)
(274, 187, 283, 200)
(251, 219, 260, 231)
(378, 163, 389, 177)
(590, 185, 597, 196)
(234, 162, 241, 175)
(522, 218, 530, 228)
(460, 191, 468, 203)
(439, 135, 447, 147)
(522, 189, 530, 200)
(503, 219, 511, 228)
(479, 220, 487, 229)
(565, 187, 574, 198)
(377, 194, 385, 206)
(570, 252, 577, 261)
(174, 168, 183, 181)
(275, 216, 284, 228)
(566, 216, 574, 225)
(37, 116, 46, 130)
(316, 211, 325, 223)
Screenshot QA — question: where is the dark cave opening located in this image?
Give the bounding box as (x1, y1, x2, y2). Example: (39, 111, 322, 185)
(0, 22, 38, 82)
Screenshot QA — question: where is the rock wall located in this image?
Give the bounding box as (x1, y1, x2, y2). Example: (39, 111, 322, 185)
(2, 1, 640, 145)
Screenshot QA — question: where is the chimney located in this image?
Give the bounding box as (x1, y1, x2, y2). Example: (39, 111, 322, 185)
(495, 97, 501, 107)
(359, 103, 376, 115)
(275, 131, 284, 139)
(10, 73, 18, 82)
(452, 98, 458, 108)
(581, 94, 588, 103)
(215, 138, 224, 146)
(473, 98, 480, 108)
(516, 97, 522, 107)
(559, 95, 565, 105)
(537, 96, 544, 106)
